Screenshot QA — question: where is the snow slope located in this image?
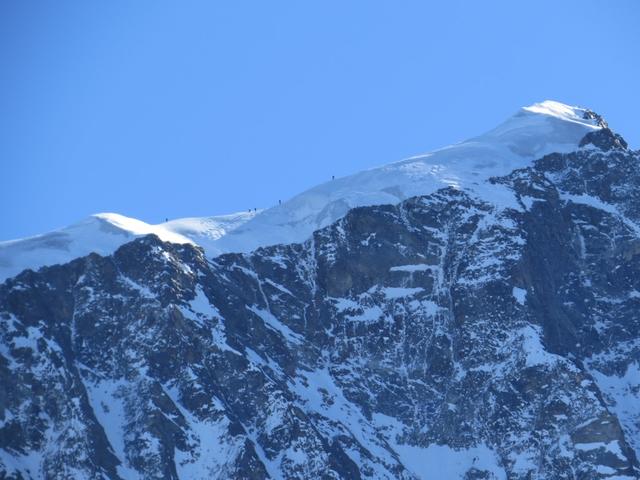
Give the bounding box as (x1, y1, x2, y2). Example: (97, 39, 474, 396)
(0, 211, 258, 282)
(0, 100, 602, 282)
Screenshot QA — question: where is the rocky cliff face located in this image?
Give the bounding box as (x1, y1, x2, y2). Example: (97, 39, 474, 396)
(1, 127, 640, 479)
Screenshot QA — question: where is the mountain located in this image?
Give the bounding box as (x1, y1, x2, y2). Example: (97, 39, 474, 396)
(0, 211, 258, 284)
(1, 101, 639, 479)
(0, 101, 603, 283)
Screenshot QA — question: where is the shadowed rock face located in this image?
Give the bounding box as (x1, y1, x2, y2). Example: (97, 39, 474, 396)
(1, 136, 640, 479)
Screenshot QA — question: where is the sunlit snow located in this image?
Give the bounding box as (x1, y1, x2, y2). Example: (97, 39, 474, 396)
(0, 100, 601, 282)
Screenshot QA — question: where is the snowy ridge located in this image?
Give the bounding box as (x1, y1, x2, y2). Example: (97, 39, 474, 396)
(0, 100, 602, 282)
(214, 100, 601, 252)
(0, 211, 258, 282)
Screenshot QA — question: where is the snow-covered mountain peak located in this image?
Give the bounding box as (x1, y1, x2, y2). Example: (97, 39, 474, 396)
(0, 101, 615, 282)
(523, 100, 599, 125)
(90, 213, 195, 245)
(213, 100, 606, 252)
(0, 210, 259, 282)
(462, 100, 601, 159)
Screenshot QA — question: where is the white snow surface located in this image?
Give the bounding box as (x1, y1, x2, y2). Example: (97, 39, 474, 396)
(373, 413, 507, 479)
(0, 101, 601, 282)
(512, 287, 527, 305)
(0, 211, 257, 282)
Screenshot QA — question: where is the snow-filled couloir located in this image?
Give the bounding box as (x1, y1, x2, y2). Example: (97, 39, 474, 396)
(0, 100, 605, 282)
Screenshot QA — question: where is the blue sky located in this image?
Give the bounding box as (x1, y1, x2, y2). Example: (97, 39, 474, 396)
(1, 1, 639, 240)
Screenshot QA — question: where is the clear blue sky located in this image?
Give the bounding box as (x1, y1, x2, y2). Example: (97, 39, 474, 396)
(2, 1, 639, 240)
